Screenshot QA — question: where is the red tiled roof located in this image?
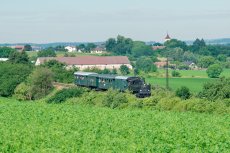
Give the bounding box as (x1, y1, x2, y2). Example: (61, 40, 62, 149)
(38, 56, 130, 65)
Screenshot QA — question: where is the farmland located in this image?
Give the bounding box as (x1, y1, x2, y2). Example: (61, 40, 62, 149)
(0, 97, 230, 152)
(146, 69, 230, 93)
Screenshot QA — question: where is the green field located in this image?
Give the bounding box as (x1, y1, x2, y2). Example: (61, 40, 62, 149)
(0, 98, 229, 152)
(156, 69, 230, 78)
(146, 69, 230, 93)
(146, 78, 213, 93)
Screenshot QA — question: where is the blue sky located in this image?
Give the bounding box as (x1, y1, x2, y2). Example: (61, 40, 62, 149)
(0, 0, 229, 43)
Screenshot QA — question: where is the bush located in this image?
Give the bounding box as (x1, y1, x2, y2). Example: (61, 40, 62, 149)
(171, 70, 181, 77)
(0, 62, 32, 97)
(48, 87, 85, 103)
(120, 65, 130, 75)
(102, 89, 128, 109)
(206, 64, 223, 78)
(14, 83, 32, 101)
(176, 86, 191, 100)
(199, 77, 230, 101)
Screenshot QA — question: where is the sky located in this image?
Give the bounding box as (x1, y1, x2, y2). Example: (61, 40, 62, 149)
(0, 0, 230, 43)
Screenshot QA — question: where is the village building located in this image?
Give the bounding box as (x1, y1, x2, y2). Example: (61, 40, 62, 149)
(184, 61, 198, 70)
(65, 46, 77, 52)
(152, 46, 166, 51)
(154, 61, 167, 68)
(90, 47, 106, 54)
(0, 58, 8, 62)
(35, 56, 132, 70)
(11, 46, 24, 51)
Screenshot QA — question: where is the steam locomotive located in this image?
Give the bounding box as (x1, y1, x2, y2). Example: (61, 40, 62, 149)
(74, 72, 151, 98)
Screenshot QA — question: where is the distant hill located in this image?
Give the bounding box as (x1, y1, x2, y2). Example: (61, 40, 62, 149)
(0, 42, 105, 48)
(186, 38, 230, 45)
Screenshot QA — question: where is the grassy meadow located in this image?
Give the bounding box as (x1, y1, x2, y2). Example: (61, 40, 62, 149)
(146, 69, 230, 93)
(0, 97, 230, 152)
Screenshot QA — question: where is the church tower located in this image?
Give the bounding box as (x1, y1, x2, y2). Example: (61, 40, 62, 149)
(164, 33, 171, 42)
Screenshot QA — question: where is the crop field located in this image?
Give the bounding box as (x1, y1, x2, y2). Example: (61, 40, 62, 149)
(0, 98, 229, 152)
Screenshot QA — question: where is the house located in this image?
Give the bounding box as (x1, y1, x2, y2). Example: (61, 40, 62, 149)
(32, 46, 42, 52)
(152, 46, 165, 51)
(11, 46, 24, 51)
(90, 47, 106, 54)
(184, 61, 198, 70)
(65, 46, 77, 52)
(35, 56, 132, 70)
(0, 58, 8, 62)
(154, 61, 167, 68)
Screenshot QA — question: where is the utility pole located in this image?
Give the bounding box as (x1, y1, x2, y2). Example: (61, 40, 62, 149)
(166, 57, 169, 89)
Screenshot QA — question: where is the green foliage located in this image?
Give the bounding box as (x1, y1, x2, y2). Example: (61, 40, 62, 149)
(85, 43, 97, 52)
(164, 39, 187, 50)
(178, 63, 189, 70)
(8, 51, 30, 64)
(198, 56, 216, 68)
(102, 89, 128, 109)
(119, 65, 130, 75)
(176, 86, 191, 100)
(192, 38, 206, 52)
(23, 44, 32, 51)
(105, 35, 133, 55)
(171, 70, 181, 77)
(27, 67, 54, 100)
(14, 82, 32, 101)
(43, 60, 77, 83)
(136, 57, 157, 73)
(48, 87, 85, 103)
(37, 49, 56, 57)
(0, 47, 16, 58)
(206, 64, 223, 78)
(217, 54, 227, 62)
(199, 77, 230, 101)
(131, 41, 154, 57)
(0, 62, 32, 97)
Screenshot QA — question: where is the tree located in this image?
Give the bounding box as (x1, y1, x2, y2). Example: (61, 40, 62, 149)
(120, 65, 130, 75)
(105, 38, 116, 51)
(217, 54, 227, 62)
(78, 44, 86, 51)
(0, 62, 32, 97)
(105, 35, 133, 55)
(176, 86, 191, 100)
(85, 43, 96, 52)
(27, 68, 54, 99)
(8, 51, 30, 64)
(206, 64, 223, 78)
(131, 41, 154, 57)
(136, 57, 157, 73)
(37, 49, 56, 57)
(192, 38, 206, 52)
(0, 47, 16, 58)
(164, 39, 187, 50)
(23, 44, 32, 51)
(198, 56, 215, 68)
(43, 60, 76, 83)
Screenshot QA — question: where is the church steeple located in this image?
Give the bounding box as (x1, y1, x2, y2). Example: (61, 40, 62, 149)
(165, 33, 171, 42)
